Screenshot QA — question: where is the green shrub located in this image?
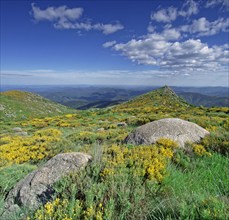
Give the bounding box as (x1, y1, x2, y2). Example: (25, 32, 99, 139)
(202, 130, 229, 155)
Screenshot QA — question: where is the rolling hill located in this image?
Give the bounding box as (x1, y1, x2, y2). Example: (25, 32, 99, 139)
(0, 90, 74, 121)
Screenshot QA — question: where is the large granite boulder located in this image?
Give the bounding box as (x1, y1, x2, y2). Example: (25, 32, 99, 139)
(124, 118, 209, 147)
(2, 152, 92, 217)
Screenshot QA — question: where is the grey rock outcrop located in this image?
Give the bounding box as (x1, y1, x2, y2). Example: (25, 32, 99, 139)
(124, 118, 209, 147)
(2, 152, 92, 217)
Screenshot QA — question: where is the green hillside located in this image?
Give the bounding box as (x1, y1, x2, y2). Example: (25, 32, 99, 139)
(111, 85, 198, 126)
(0, 90, 75, 121)
(0, 87, 228, 219)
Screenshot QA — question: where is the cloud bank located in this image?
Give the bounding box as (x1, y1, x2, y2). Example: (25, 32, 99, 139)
(2, 68, 228, 86)
(111, 33, 228, 73)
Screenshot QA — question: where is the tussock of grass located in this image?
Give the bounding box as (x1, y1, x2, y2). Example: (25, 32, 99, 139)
(149, 153, 229, 219)
(0, 164, 37, 216)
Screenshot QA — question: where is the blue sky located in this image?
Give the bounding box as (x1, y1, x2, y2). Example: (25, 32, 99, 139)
(1, 0, 229, 86)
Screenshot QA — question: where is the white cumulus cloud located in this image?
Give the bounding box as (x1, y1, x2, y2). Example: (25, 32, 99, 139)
(151, 7, 177, 23)
(151, 0, 199, 23)
(179, 0, 199, 17)
(103, 41, 117, 48)
(110, 32, 228, 73)
(31, 3, 124, 35)
(31, 3, 83, 21)
(180, 17, 229, 36)
(205, 0, 229, 10)
(96, 23, 124, 35)
(54, 20, 124, 35)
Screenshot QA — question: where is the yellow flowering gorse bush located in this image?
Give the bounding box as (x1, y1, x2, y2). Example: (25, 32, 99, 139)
(101, 138, 178, 182)
(0, 128, 62, 167)
(34, 197, 105, 220)
(193, 144, 212, 157)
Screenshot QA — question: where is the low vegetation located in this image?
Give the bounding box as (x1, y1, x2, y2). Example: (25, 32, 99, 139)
(0, 86, 228, 219)
(0, 128, 62, 167)
(0, 90, 74, 121)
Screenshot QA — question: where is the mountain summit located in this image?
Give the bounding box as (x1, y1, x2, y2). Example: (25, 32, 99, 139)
(116, 86, 189, 110)
(162, 85, 178, 96)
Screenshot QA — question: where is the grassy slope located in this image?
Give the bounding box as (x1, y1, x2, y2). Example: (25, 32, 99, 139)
(0, 87, 228, 219)
(0, 90, 75, 121)
(152, 153, 229, 219)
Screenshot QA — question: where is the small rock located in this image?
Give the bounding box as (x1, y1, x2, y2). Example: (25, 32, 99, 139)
(97, 128, 105, 131)
(15, 131, 28, 136)
(0, 104, 5, 111)
(12, 127, 23, 132)
(117, 122, 127, 127)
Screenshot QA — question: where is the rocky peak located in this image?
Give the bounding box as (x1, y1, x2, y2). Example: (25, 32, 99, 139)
(161, 85, 178, 97)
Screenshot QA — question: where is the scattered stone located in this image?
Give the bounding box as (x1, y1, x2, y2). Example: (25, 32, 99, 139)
(124, 118, 209, 148)
(5, 113, 16, 118)
(117, 122, 127, 127)
(0, 104, 5, 111)
(97, 128, 105, 131)
(15, 131, 28, 136)
(12, 127, 23, 132)
(12, 127, 28, 136)
(2, 152, 92, 217)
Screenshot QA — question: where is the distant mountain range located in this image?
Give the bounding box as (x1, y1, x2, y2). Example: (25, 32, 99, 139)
(1, 85, 228, 109)
(176, 92, 229, 107)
